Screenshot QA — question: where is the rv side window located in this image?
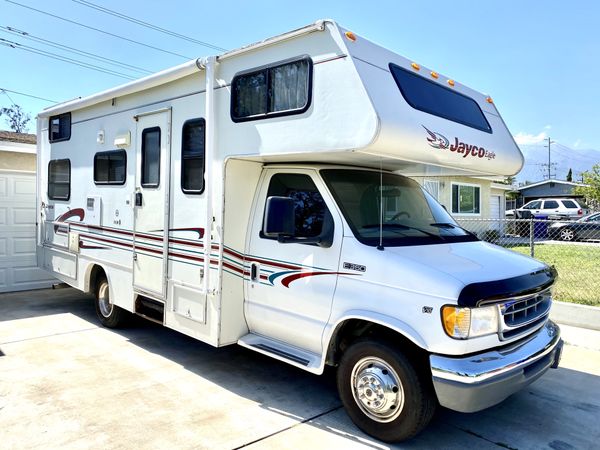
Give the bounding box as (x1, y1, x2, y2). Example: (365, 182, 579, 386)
(141, 127, 160, 187)
(389, 64, 492, 133)
(48, 159, 71, 200)
(181, 118, 205, 194)
(231, 57, 312, 122)
(94, 150, 126, 185)
(263, 173, 327, 238)
(49, 112, 71, 142)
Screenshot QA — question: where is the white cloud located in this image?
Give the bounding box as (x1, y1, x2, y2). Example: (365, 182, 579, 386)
(513, 131, 548, 145)
(544, 125, 552, 130)
(573, 139, 582, 148)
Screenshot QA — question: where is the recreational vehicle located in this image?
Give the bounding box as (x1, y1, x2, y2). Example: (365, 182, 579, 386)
(36, 20, 563, 442)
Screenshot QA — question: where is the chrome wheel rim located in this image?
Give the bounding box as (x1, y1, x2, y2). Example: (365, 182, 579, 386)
(350, 357, 404, 422)
(97, 282, 113, 318)
(560, 229, 574, 241)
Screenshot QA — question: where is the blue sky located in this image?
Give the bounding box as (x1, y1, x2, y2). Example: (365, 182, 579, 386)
(1, 0, 598, 180)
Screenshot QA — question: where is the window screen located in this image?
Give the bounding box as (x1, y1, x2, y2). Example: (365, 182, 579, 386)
(48, 159, 71, 200)
(94, 150, 126, 185)
(49, 113, 71, 142)
(181, 118, 205, 193)
(452, 184, 480, 214)
(232, 57, 312, 122)
(389, 63, 491, 133)
(141, 127, 160, 187)
(265, 173, 326, 238)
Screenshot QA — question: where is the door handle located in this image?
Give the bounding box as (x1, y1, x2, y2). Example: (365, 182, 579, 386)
(250, 262, 259, 282)
(135, 192, 143, 207)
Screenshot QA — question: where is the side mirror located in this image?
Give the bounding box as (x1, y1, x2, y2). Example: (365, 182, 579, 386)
(263, 196, 295, 238)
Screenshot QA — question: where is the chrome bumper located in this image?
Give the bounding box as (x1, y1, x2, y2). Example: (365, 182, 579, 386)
(430, 320, 563, 413)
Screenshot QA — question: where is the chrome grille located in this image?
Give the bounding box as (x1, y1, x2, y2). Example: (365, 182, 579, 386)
(498, 288, 552, 340)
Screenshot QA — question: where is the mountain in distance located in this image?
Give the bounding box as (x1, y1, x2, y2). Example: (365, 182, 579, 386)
(514, 145, 600, 185)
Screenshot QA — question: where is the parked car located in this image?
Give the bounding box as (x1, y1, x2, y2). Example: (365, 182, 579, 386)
(548, 212, 600, 241)
(506, 198, 584, 219)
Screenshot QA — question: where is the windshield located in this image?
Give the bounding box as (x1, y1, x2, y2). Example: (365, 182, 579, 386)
(321, 169, 478, 247)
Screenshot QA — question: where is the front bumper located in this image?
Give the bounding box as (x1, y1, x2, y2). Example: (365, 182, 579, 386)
(430, 320, 563, 413)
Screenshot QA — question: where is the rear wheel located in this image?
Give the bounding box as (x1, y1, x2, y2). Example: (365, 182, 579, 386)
(94, 275, 128, 328)
(559, 228, 575, 241)
(337, 340, 436, 442)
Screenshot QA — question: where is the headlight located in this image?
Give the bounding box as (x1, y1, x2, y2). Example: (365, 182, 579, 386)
(441, 305, 499, 339)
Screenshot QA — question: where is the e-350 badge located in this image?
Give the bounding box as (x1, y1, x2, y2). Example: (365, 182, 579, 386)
(343, 262, 366, 273)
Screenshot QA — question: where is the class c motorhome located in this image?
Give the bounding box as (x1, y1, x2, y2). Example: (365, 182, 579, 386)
(36, 20, 563, 442)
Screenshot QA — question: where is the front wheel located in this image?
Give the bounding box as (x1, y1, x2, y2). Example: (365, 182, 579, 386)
(94, 275, 129, 328)
(559, 228, 576, 241)
(337, 340, 436, 442)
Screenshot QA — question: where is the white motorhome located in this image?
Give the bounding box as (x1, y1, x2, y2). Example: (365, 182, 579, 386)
(36, 20, 563, 442)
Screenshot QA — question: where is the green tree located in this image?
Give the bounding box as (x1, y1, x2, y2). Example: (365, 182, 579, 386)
(574, 164, 600, 205)
(566, 168, 573, 182)
(0, 104, 31, 133)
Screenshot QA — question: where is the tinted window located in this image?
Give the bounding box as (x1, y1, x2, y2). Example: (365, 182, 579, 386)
(94, 150, 126, 185)
(232, 57, 312, 122)
(141, 127, 160, 187)
(544, 200, 559, 209)
(265, 173, 326, 238)
(49, 113, 71, 142)
(389, 63, 491, 133)
(48, 159, 71, 200)
(561, 200, 578, 209)
(181, 119, 205, 193)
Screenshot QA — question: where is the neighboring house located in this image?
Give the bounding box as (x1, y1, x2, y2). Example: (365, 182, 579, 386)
(509, 179, 588, 210)
(0, 130, 55, 292)
(413, 176, 511, 222)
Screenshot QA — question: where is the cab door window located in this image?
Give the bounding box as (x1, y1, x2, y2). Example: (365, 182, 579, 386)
(263, 173, 327, 238)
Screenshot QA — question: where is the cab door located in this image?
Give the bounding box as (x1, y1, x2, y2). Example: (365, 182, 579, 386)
(244, 169, 342, 355)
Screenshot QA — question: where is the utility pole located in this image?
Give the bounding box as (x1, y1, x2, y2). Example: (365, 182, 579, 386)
(542, 137, 556, 179)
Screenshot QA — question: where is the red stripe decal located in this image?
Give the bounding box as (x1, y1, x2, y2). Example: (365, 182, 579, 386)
(280, 271, 359, 288)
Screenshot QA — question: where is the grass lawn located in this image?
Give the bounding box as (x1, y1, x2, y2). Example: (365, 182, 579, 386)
(508, 243, 600, 306)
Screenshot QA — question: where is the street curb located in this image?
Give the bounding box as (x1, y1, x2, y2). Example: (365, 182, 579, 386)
(551, 301, 600, 331)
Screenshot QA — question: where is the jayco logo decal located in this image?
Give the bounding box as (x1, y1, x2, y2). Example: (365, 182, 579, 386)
(423, 126, 496, 160)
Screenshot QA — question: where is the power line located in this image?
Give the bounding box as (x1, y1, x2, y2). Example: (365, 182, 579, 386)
(1, 88, 17, 104)
(72, 0, 227, 52)
(6, 0, 192, 59)
(1, 26, 153, 75)
(0, 38, 136, 79)
(0, 87, 57, 103)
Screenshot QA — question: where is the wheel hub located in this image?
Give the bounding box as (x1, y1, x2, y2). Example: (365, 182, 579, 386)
(97, 282, 113, 318)
(351, 357, 404, 422)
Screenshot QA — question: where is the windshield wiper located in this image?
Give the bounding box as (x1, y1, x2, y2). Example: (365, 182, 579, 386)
(430, 222, 478, 238)
(363, 223, 445, 240)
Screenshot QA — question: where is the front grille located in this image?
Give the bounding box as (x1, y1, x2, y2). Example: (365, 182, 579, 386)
(498, 288, 552, 340)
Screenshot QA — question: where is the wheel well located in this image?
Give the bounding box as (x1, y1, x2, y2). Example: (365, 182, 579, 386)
(326, 319, 428, 369)
(88, 265, 106, 295)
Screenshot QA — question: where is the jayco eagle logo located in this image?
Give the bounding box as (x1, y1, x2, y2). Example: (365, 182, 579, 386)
(423, 126, 496, 160)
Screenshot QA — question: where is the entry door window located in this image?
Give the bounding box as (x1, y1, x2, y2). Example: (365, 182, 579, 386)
(141, 127, 161, 187)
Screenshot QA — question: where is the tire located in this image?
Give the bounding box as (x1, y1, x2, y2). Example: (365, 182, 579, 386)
(337, 340, 436, 442)
(94, 275, 128, 328)
(559, 228, 575, 241)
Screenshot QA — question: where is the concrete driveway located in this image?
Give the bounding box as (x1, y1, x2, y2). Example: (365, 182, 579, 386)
(1, 288, 599, 450)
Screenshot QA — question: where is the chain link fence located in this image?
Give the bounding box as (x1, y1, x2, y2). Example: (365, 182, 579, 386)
(456, 216, 600, 306)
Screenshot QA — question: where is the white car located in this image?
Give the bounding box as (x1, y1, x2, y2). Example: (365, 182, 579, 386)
(506, 198, 584, 219)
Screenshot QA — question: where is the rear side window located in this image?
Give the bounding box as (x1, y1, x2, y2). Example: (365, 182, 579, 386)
(49, 113, 71, 142)
(181, 118, 205, 194)
(389, 63, 491, 133)
(141, 127, 160, 187)
(524, 201, 541, 209)
(561, 200, 578, 209)
(231, 57, 312, 122)
(94, 150, 126, 185)
(48, 159, 71, 200)
(544, 200, 559, 209)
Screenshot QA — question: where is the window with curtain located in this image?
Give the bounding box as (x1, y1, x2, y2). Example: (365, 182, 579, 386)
(452, 183, 481, 214)
(94, 150, 126, 185)
(48, 159, 71, 200)
(231, 57, 312, 122)
(181, 118, 205, 193)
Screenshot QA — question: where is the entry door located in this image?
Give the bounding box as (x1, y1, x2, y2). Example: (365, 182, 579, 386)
(244, 169, 342, 355)
(133, 109, 171, 298)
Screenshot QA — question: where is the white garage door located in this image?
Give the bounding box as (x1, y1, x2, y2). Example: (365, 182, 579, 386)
(490, 195, 502, 232)
(0, 170, 55, 293)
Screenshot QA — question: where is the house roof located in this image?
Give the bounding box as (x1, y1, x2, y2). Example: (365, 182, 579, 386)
(0, 130, 36, 144)
(516, 179, 585, 191)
